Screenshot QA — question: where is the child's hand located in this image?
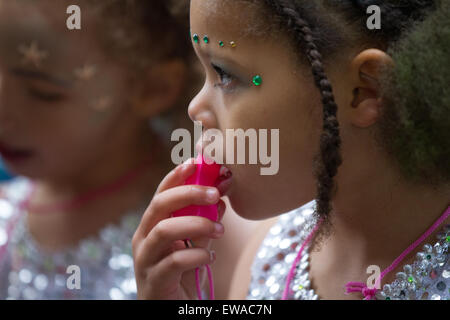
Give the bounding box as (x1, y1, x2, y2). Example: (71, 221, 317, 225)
(132, 158, 226, 300)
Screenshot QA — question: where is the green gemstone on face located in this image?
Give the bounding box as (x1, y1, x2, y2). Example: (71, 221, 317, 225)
(193, 34, 199, 43)
(253, 75, 262, 86)
(408, 276, 414, 283)
(203, 35, 209, 44)
(219, 41, 224, 47)
(385, 297, 391, 300)
(446, 235, 450, 242)
(426, 254, 432, 260)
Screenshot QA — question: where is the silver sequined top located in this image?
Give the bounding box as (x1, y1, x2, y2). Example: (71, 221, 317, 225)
(0, 178, 144, 300)
(247, 200, 450, 300)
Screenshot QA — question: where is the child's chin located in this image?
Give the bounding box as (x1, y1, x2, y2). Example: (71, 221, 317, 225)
(227, 191, 275, 221)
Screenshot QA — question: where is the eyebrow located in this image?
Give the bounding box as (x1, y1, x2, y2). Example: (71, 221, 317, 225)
(10, 67, 72, 88)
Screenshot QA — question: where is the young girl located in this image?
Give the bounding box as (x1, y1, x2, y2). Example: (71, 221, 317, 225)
(133, 0, 449, 300)
(0, 0, 196, 299)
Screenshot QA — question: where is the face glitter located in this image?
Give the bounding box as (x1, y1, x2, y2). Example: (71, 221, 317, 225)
(18, 41, 48, 68)
(91, 96, 112, 111)
(253, 75, 263, 86)
(74, 64, 97, 81)
(193, 34, 199, 44)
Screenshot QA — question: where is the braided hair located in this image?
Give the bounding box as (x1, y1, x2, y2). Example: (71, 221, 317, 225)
(263, 0, 342, 221)
(245, 0, 439, 237)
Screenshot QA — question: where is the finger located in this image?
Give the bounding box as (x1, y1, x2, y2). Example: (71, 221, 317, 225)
(149, 247, 215, 299)
(155, 158, 196, 195)
(217, 199, 226, 222)
(135, 185, 220, 239)
(137, 216, 224, 266)
(185, 199, 227, 252)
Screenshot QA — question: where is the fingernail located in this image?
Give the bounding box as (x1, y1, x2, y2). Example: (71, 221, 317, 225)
(210, 250, 216, 263)
(180, 159, 193, 169)
(176, 164, 185, 173)
(206, 188, 219, 203)
(213, 222, 224, 235)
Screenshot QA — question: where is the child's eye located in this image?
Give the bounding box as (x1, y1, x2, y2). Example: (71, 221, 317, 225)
(211, 64, 236, 89)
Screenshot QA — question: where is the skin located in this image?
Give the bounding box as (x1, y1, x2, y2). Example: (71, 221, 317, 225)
(0, 0, 184, 251)
(133, 0, 450, 300)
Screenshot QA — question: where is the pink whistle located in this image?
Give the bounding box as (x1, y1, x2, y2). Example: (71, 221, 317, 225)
(172, 154, 221, 222)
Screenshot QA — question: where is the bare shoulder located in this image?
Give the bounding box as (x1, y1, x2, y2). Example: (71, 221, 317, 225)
(227, 216, 279, 300)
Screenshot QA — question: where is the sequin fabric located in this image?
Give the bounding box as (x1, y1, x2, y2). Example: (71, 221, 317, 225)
(247, 200, 450, 300)
(0, 178, 143, 300)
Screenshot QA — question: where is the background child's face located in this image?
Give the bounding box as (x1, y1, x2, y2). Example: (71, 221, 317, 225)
(0, 0, 145, 181)
(189, 0, 330, 220)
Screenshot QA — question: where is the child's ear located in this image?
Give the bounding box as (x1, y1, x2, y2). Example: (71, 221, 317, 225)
(131, 59, 187, 118)
(349, 49, 394, 128)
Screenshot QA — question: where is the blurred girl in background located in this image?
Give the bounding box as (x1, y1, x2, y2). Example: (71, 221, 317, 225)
(0, 0, 194, 299)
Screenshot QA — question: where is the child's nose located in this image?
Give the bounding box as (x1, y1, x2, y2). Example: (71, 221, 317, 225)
(188, 86, 216, 129)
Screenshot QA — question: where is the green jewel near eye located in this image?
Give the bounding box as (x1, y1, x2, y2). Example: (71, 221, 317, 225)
(253, 75, 262, 86)
(193, 34, 199, 43)
(203, 35, 209, 44)
(219, 41, 224, 47)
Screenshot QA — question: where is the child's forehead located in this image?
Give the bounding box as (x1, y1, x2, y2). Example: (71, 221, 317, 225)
(190, 0, 268, 41)
(0, 1, 108, 76)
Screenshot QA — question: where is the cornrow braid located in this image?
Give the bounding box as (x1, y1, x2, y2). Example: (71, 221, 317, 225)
(263, 0, 343, 222)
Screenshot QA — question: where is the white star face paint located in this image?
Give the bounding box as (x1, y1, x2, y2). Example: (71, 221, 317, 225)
(74, 64, 97, 81)
(91, 96, 112, 112)
(18, 41, 48, 68)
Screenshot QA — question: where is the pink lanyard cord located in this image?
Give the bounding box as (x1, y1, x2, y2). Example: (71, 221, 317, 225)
(282, 217, 324, 300)
(25, 156, 153, 214)
(185, 239, 215, 300)
(283, 205, 450, 300)
(195, 265, 214, 300)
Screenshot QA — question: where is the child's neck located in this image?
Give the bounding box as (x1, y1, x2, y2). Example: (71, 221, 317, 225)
(330, 166, 449, 262)
(308, 148, 450, 299)
(39, 129, 159, 196)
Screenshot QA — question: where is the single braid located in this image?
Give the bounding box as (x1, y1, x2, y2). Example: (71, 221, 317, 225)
(264, 0, 343, 219)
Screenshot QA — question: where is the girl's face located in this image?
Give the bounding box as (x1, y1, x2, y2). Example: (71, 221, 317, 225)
(0, 0, 143, 181)
(189, 0, 337, 220)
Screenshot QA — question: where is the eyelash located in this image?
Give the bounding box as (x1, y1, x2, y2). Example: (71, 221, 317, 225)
(26, 86, 64, 102)
(211, 64, 236, 90)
